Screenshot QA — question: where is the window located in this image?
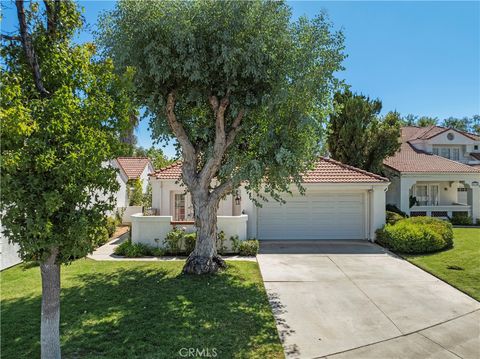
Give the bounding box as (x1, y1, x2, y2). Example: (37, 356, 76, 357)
(173, 193, 186, 221)
(475, 145, 479, 150)
(414, 184, 439, 206)
(447, 132, 455, 140)
(452, 148, 460, 161)
(432, 148, 439, 155)
(440, 148, 450, 159)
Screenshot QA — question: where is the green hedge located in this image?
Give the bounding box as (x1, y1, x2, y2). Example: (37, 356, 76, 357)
(114, 240, 165, 257)
(376, 216, 453, 254)
(238, 240, 259, 256)
(386, 211, 405, 225)
(449, 213, 474, 225)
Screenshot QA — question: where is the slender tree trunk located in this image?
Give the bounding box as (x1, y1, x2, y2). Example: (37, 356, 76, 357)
(183, 191, 226, 274)
(40, 251, 61, 359)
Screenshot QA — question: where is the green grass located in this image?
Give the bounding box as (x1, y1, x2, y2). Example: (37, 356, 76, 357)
(1, 260, 283, 359)
(405, 227, 480, 301)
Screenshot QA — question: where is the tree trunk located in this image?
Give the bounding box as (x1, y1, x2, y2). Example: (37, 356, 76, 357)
(40, 251, 61, 359)
(183, 193, 226, 274)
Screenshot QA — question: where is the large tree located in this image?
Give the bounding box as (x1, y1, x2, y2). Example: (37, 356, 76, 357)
(99, 0, 345, 274)
(1, 1, 134, 357)
(327, 90, 401, 174)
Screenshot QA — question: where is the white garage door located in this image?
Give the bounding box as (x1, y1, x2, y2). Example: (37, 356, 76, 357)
(257, 192, 366, 240)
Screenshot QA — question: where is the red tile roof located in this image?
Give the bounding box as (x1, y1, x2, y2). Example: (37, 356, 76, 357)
(150, 158, 388, 183)
(116, 157, 151, 180)
(384, 127, 480, 173)
(150, 161, 182, 180)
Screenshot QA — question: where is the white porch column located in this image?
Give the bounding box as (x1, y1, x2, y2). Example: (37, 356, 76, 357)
(400, 177, 416, 215)
(467, 183, 480, 221)
(371, 186, 387, 241)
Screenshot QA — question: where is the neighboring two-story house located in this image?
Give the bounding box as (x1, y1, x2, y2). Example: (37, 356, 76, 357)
(384, 126, 480, 220)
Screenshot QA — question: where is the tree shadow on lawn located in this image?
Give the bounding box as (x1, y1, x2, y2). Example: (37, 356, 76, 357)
(1, 263, 283, 359)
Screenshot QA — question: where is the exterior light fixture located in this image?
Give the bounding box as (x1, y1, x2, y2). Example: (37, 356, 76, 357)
(234, 190, 241, 205)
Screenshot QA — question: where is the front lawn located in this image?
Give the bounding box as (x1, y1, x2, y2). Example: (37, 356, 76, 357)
(1, 260, 283, 359)
(405, 227, 480, 301)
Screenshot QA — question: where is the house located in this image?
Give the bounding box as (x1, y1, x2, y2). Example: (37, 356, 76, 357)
(384, 126, 480, 220)
(111, 157, 154, 223)
(130, 157, 390, 246)
(111, 157, 154, 207)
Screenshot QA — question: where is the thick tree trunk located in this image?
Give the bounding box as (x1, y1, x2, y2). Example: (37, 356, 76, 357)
(182, 193, 226, 274)
(40, 251, 61, 359)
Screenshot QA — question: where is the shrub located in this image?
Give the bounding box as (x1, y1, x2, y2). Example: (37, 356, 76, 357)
(129, 179, 144, 206)
(238, 239, 259, 256)
(114, 240, 156, 257)
(376, 216, 453, 254)
(97, 227, 110, 247)
(216, 231, 226, 255)
(184, 232, 196, 254)
(449, 213, 473, 226)
(386, 211, 404, 225)
(164, 227, 185, 255)
(386, 204, 408, 218)
(105, 216, 118, 238)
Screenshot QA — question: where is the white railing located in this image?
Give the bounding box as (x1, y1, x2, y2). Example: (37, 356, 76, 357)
(131, 214, 248, 248)
(410, 205, 471, 218)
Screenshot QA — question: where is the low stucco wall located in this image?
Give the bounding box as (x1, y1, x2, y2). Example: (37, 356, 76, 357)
(131, 214, 248, 248)
(1, 238, 21, 270)
(121, 206, 143, 224)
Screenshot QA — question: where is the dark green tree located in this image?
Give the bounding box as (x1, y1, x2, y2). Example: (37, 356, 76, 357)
(133, 146, 173, 169)
(99, 0, 345, 274)
(0, 1, 134, 357)
(327, 90, 401, 174)
(417, 116, 438, 127)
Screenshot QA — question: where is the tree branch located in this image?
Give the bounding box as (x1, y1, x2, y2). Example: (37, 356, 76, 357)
(1, 34, 21, 41)
(199, 93, 231, 186)
(225, 108, 245, 148)
(165, 91, 197, 185)
(210, 178, 235, 203)
(16, 0, 50, 97)
(43, 0, 60, 38)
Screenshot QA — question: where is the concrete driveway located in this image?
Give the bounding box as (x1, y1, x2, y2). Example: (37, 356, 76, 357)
(257, 240, 480, 359)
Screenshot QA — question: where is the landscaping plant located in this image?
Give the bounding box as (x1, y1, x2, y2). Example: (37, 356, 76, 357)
(0, 1, 134, 357)
(98, 0, 345, 274)
(376, 217, 453, 254)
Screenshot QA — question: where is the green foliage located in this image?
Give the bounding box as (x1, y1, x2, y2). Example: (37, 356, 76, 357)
(327, 90, 401, 174)
(98, 0, 345, 201)
(386, 211, 404, 225)
(184, 233, 197, 255)
(450, 213, 474, 226)
(163, 227, 187, 255)
(142, 183, 152, 208)
(216, 230, 227, 255)
(114, 240, 158, 257)
(401, 114, 479, 135)
(386, 204, 408, 218)
(376, 217, 453, 254)
(0, 1, 135, 264)
(128, 179, 144, 206)
(133, 146, 173, 170)
(230, 235, 241, 253)
(238, 239, 260, 256)
(105, 217, 118, 238)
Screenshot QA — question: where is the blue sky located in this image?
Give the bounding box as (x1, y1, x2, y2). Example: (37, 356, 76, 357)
(2, 1, 479, 157)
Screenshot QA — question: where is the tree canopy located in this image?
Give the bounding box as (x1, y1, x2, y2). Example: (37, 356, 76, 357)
(1, 1, 135, 356)
(327, 90, 401, 174)
(99, 0, 345, 198)
(98, 0, 345, 273)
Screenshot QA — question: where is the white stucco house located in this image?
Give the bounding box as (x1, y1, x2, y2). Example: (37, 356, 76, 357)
(384, 126, 480, 220)
(131, 157, 390, 246)
(111, 157, 154, 223)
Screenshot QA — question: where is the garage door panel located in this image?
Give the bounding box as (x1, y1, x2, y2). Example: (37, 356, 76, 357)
(258, 192, 366, 240)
